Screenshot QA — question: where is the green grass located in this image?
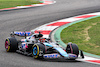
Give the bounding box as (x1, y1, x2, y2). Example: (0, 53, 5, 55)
(61, 17, 100, 55)
(0, 0, 41, 9)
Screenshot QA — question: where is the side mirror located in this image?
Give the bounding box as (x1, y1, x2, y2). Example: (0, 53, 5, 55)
(10, 31, 15, 37)
(56, 40, 60, 43)
(47, 38, 50, 41)
(56, 40, 60, 46)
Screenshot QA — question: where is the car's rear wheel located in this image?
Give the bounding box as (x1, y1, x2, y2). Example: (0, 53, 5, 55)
(5, 37, 18, 52)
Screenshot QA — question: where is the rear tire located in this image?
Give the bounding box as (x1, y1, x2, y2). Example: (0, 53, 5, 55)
(5, 37, 18, 52)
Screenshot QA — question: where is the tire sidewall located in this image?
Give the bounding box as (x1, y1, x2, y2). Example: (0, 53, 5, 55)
(5, 37, 18, 52)
(32, 44, 40, 59)
(32, 44, 45, 59)
(66, 43, 79, 56)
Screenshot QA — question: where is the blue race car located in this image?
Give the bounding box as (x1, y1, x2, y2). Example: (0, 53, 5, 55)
(5, 31, 84, 60)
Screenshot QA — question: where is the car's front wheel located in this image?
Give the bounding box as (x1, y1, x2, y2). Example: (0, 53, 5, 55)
(32, 44, 45, 59)
(66, 42, 79, 57)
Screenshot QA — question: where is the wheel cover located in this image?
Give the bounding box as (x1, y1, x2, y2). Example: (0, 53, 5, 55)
(5, 41, 9, 49)
(32, 45, 39, 59)
(5, 39, 10, 52)
(33, 47, 37, 55)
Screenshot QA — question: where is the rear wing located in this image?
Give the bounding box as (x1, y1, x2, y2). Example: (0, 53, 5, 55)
(10, 31, 32, 37)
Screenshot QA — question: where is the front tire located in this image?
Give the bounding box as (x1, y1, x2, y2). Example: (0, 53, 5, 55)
(66, 43, 79, 57)
(32, 44, 45, 59)
(5, 37, 18, 52)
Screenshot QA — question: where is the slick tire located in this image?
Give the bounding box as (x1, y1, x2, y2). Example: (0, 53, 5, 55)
(66, 43, 79, 57)
(5, 37, 18, 52)
(32, 44, 45, 59)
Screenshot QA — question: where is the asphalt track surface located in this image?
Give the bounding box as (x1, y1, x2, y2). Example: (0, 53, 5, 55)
(0, 0, 100, 67)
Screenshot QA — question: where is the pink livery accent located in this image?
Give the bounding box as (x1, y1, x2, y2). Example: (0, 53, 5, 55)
(22, 43, 28, 50)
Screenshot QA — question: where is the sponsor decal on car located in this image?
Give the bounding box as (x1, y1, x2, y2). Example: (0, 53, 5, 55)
(22, 43, 28, 50)
(14, 31, 31, 36)
(44, 54, 60, 58)
(69, 54, 77, 58)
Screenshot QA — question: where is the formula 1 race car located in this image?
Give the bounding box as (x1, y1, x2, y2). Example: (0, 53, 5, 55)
(5, 31, 84, 60)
